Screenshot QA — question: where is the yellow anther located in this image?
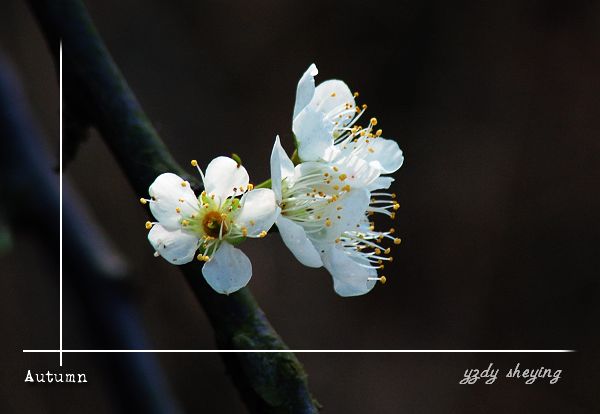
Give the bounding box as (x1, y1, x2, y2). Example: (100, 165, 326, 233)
(391, 193, 397, 198)
(339, 173, 347, 181)
(330, 92, 336, 97)
(324, 172, 329, 177)
(145, 221, 153, 229)
(179, 198, 184, 203)
(259, 230, 267, 238)
(394, 238, 402, 245)
(197, 254, 209, 262)
(333, 166, 339, 172)
(333, 185, 340, 190)
(191, 159, 198, 167)
(181, 181, 187, 187)
(384, 248, 391, 255)
(380, 276, 387, 284)
(389, 227, 396, 234)
(247, 183, 254, 191)
(241, 227, 248, 237)
(342, 184, 351, 192)
(181, 219, 190, 226)
(379, 264, 385, 269)
(376, 129, 383, 137)
(353, 91, 359, 98)
(325, 218, 332, 227)
(140, 198, 148, 205)
(336, 206, 343, 211)
(370, 117, 378, 126)
(221, 213, 228, 219)
(375, 248, 381, 255)
(175, 207, 181, 213)
(389, 257, 394, 262)
(249, 220, 255, 226)
(361, 104, 367, 109)
(335, 238, 341, 243)
(368, 147, 375, 153)
(390, 212, 396, 219)
(393, 203, 400, 210)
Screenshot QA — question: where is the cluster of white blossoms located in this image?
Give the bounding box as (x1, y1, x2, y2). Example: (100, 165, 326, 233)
(141, 63, 403, 297)
(271, 64, 404, 296)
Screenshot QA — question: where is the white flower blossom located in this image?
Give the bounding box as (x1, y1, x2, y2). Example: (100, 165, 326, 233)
(271, 137, 401, 297)
(140, 156, 279, 295)
(269, 63, 404, 296)
(293, 63, 404, 179)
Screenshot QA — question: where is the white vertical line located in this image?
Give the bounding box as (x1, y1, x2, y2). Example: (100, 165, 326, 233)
(59, 41, 63, 367)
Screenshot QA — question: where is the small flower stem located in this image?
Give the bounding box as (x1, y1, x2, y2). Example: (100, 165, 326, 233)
(291, 148, 301, 165)
(254, 178, 272, 189)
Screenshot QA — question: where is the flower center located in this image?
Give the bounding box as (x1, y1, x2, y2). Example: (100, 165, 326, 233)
(202, 210, 229, 238)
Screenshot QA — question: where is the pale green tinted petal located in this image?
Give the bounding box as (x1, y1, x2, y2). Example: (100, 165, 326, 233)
(149, 173, 198, 230)
(204, 156, 249, 200)
(270, 136, 295, 201)
(293, 63, 318, 120)
(320, 244, 377, 297)
(276, 216, 323, 267)
(202, 242, 252, 295)
(148, 224, 198, 265)
(236, 189, 279, 237)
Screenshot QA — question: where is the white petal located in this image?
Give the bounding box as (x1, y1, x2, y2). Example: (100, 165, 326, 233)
(293, 63, 318, 120)
(149, 173, 198, 230)
(204, 156, 249, 200)
(332, 155, 380, 189)
(148, 224, 198, 265)
(276, 216, 323, 267)
(270, 136, 295, 201)
(364, 138, 404, 174)
(236, 189, 279, 237)
(320, 244, 377, 297)
(202, 242, 252, 295)
(367, 176, 395, 192)
(310, 79, 355, 121)
(293, 106, 334, 162)
(320, 188, 371, 242)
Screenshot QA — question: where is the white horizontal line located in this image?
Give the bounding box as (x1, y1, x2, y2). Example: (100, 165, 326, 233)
(22, 349, 576, 353)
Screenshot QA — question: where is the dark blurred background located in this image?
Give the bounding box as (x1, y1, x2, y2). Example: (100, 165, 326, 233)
(2, 0, 599, 412)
